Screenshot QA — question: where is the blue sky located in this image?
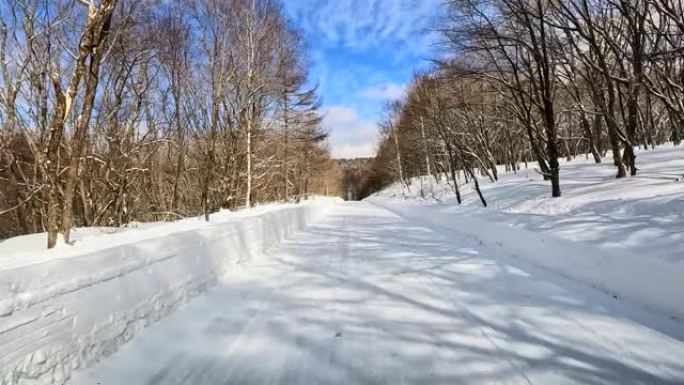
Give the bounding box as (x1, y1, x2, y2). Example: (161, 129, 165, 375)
(281, 0, 443, 158)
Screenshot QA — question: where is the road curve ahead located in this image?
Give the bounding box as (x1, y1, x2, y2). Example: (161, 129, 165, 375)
(69, 201, 684, 385)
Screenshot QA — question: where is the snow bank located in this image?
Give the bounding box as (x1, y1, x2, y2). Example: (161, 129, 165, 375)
(369, 145, 684, 321)
(370, 195, 684, 322)
(0, 199, 336, 385)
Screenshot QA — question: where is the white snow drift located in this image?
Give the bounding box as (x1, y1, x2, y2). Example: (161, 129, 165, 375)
(370, 145, 684, 321)
(0, 199, 336, 385)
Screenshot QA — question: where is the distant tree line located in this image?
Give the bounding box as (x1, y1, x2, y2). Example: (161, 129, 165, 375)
(360, 0, 684, 203)
(337, 158, 372, 200)
(0, 0, 339, 246)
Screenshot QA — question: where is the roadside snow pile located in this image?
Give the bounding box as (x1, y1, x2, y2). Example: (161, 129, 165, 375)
(0, 199, 333, 270)
(0, 198, 337, 385)
(369, 145, 684, 320)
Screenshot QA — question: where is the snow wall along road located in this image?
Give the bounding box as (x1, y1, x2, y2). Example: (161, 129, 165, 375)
(0, 200, 334, 385)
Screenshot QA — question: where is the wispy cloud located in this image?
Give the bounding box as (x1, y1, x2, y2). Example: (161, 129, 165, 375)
(281, 0, 443, 158)
(284, 0, 441, 57)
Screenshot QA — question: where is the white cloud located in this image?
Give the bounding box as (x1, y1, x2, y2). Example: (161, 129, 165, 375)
(333, 143, 376, 159)
(283, 0, 442, 57)
(358, 83, 407, 101)
(322, 106, 378, 159)
(279, 0, 444, 158)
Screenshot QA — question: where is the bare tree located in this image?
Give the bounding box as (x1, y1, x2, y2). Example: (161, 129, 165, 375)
(0, 0, 336, 246)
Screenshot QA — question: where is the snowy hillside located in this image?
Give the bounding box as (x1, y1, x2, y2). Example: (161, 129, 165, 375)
(373, 145, 684, 261)
(369, 145, 684, 320)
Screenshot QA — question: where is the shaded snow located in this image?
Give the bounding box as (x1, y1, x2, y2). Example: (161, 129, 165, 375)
(373, 145, 684, 264)
(370, 145, 684, 321)
(0, 200, 335, 385)
(68, 202, 684, 385)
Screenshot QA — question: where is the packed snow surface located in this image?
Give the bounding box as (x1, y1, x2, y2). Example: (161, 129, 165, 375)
(68, 202, 684, 384)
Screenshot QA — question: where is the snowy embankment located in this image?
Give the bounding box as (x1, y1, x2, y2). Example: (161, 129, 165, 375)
(368, 145, 684, 320)
(0, 199, 336, 385)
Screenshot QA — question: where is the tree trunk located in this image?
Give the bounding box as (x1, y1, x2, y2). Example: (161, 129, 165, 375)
(445, 141, 462, 204)
(420, 115, 432, 176)
(45, 0, 119, 248)
(61, 43, 110, 243)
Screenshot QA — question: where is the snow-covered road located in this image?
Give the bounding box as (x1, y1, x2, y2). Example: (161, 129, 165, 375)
(69, 201, 684, 385)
